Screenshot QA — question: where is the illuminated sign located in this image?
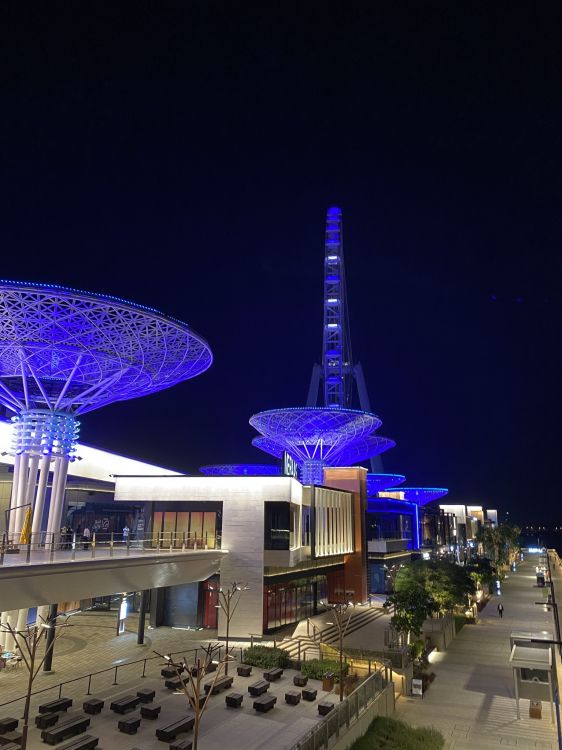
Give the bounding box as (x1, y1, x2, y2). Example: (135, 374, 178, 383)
(282, 452, 298, 479)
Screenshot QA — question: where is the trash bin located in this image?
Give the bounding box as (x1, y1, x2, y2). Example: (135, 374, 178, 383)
(322, 672, 335, 691)
(529, 700, 542, 719)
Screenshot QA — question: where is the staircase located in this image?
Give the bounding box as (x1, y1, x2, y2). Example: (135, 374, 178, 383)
(279, 605, 391, 662)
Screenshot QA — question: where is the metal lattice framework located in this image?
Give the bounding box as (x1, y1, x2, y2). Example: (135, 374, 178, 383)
(200, 464, 281, 477)
(0, 280, 212, 538)
(366, 473, 407, 497)
(250, 407, 394, 484)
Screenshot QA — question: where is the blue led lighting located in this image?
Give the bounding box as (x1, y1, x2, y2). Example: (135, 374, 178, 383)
(200, 464, 281, 477)
(400, 488, 449, 505)
(366, 473, 407, 496)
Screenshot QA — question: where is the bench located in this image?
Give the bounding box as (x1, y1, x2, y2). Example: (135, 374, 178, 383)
(248, 680, 269, 696)
(253, 694, 277, 713)
(118, 715, 141, 734)
(136, 688, 155, 703)
(293, 674, 308, 687)
(0, 718, 18, 733)
(285, 691, 301, 705)
(263, 667, 283, 681)
(83, 699, 104, 715)
(203, 675, 233, 695)
(318, 701, 334, 716)
(155, 715, 195, 742)
(0, 732, 22, 747)
(58, 735, 99, 750)
(110, 695, 140, 714)
(39, 697, 73, 714)
(35, 711, 62, 729)
(140, 704, 161, 720)
(0, 744, 20, 750)
(161, 665, 184, 679)
(165, 676, 189, 690)
(225, 693, 243, 708)
(237, 665, 252, 677)
(206, 661, 218, 673)
(302, 688, 317, 701)
(169, 740, 192, 750)
(41, 715, 91, 746)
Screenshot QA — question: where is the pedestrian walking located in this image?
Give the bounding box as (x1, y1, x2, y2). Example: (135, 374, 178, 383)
(82, 526, 91, 550)
(497, 602, 504, 618)
(122, 524, 130, 544)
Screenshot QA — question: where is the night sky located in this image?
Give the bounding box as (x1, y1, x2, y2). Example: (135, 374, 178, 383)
(1, 5, 560, 522)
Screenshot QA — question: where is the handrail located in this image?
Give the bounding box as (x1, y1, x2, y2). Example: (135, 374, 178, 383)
(0, 530, 222, 565)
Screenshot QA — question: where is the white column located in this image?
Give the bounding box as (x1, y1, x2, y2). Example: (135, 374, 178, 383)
(32, 455, 52, 538)
(46, 457, 69, 538)
(8, 454, 21, 536)
(13, 454, 30, 533)
(3, 610, 18, 652)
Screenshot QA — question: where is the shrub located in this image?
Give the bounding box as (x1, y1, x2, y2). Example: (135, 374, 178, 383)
(350, 716, 444, 750)
(242, 645, 289, 669)
(454, 615, 467, 633)
(301, 658, 348, 682)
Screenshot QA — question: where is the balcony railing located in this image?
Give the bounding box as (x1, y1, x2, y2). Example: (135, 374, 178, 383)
(0, 530, 221, 566)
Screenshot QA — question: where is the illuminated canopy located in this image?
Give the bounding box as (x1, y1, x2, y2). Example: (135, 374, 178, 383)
(366, 473, 406, 496)
(250, 406, 394, 484)
(0, 280, 213, 415)
(400, 487, 449, 505)
(200, 463, 281, 477)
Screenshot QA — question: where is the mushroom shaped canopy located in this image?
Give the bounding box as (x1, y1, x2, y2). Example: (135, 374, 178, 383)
(250, 406, 393, 466)
(200, 463, 281, 476)
(400, 487, 449, 505)
(366, 473, 407, 496)
(0, 281, 213, 415)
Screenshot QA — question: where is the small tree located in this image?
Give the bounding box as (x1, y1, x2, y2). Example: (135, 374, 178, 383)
(1, 615, 70, 750)
(393, 560, 475, 615)
(322, 601, 354, 702)
(209, 581, 249, 675)
(155, 643, 230, 750)
(385, 586, 435, 645)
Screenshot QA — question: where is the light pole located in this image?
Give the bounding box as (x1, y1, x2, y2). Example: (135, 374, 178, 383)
(210, 581, 249, 675)
(323, 600, 354, 702)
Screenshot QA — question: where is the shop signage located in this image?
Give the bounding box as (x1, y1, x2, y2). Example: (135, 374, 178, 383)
(412, 678, 423, 697)
(282, 451, 298, 478)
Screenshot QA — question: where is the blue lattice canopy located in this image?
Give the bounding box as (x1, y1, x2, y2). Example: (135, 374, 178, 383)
(366, 473, 407, 496)
(200, 464, 281, 476)
(0, 281, 213, 415)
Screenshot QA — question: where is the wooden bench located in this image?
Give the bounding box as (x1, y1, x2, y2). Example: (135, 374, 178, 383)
(0, 744, 20, 750)
(39, 697, 73, 714)
(161, 665, 184, 678)
(165, 676, 189, 691)
(248, 680, 269, 696)
(302, 688, 317, 701)
(0, 717, 18, 733)
(41, 715, 91, 746)
(203, 675, 233, 695)
(58, 735, 99, 750)
(83, 698, 104, 715)
(253, 694, 277, 713)
(237, 665, 252, 677)
(140, 704, 161, 720)
(318, 701, 334, 716)
(0, 732, 21, 747)
(169, 740, 192, 750)
(225, 693, 243, 708)
(206, 661, 219, 673)
(293, 674, 308, 687)
(35, 711, 62, 729)
(110, 695, 141, 714)
(118, 715, 141, 734)
(285, 691, 301, 705)
(155, 715, 195, 742)
(263, 667, 283, 681)
(136, 688, 155, 703)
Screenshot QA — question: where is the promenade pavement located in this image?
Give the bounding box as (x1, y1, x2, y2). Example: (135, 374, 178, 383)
(396, 554, 560, 749)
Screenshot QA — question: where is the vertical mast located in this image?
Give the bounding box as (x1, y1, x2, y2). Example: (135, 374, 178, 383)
(322, 207, 353, 408)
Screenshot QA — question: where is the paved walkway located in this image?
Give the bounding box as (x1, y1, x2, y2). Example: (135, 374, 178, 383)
(396, 553, 560, 749)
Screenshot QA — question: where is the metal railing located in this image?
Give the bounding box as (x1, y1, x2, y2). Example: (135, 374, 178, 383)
(0, 643, 237, 712)
(0, 530, 221, 565)
(289, 666, 391, 750)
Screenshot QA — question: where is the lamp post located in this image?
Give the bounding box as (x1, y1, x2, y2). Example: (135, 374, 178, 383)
(323, 600, 354, 702)
(210, 581, 249, 675)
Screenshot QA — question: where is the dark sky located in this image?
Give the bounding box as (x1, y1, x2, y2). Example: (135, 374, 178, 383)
(1, 4, 560, 522)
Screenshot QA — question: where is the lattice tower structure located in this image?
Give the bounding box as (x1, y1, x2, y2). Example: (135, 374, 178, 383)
(0, 281, 212, 538)
(250, 407, 394, 485)
(200, 464, 281, 476)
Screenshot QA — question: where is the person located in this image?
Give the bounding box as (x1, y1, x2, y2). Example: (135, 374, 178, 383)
(497, 602, 504, 618)
(82, 525, 91, 550)
(122, 524, 130, 544)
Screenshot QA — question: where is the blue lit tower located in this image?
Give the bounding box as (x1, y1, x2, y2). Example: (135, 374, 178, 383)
(307, 207, 382, 471)
(0, 281, 212, 541)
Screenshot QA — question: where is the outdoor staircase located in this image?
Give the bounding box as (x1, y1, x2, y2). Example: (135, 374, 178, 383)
(279, 605, 391, 662)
